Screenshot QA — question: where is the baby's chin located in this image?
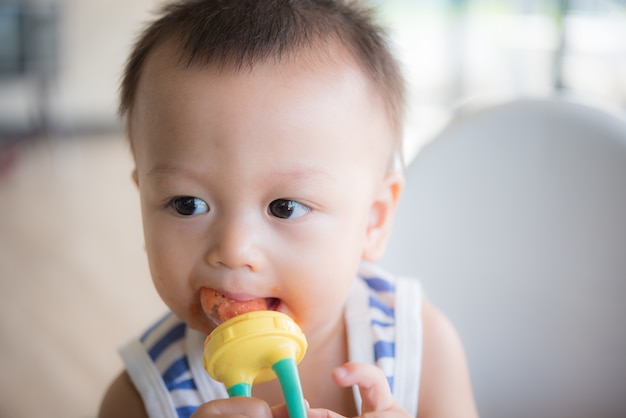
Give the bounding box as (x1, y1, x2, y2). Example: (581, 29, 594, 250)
(200, 287, 281, 326)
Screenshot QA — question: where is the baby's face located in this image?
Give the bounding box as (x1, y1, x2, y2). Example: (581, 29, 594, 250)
(130, 43, 400, 340)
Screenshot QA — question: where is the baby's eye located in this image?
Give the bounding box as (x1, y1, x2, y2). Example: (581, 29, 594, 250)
(268, 199, 310, 219)
(170, 196, 209, 216)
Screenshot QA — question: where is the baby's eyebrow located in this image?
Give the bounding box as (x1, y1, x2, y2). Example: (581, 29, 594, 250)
(146, 164, 176, 177)
(145, 163, 204, 183)
(271, 167, 334, 183)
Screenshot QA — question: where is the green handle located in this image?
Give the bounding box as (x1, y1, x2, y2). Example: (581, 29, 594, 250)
(273, 358, 307, 418)
(225, 358, 306, 418)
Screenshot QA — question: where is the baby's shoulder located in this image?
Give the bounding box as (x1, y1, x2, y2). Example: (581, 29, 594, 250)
(98, 371, 148, 418)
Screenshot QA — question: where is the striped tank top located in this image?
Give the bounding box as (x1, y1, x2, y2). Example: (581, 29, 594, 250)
(120, 263, 423, 418)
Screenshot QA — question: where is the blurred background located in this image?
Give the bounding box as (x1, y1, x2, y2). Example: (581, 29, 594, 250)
(0, 0, 625, 417)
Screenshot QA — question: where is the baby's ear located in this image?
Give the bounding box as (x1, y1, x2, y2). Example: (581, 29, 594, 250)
(362, 171, 404, 261)
(131, 169, 139, 187)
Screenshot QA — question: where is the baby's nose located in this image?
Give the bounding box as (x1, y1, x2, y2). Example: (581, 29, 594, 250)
(205, 216, 263, 271)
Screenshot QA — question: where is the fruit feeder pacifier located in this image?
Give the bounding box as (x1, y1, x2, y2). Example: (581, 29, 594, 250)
(202, 310, 308, 418)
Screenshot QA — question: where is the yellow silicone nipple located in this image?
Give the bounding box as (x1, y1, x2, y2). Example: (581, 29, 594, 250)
(202, 310, 307, 392)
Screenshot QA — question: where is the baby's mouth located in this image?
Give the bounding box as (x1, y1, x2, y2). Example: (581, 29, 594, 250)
(200, 288, 280, 325)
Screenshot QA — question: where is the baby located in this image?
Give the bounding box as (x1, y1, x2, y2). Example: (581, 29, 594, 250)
(99, 1, 477, 417)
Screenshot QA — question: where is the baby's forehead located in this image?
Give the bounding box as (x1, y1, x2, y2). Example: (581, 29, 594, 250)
(132, 37, 398, 170)
(141, 37, 392, 120)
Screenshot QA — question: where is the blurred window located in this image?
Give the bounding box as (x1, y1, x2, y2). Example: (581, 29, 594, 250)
(371, 0, 626, 158)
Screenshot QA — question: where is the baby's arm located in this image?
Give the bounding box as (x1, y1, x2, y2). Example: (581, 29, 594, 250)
(98, 371, 149, 418)
(417, 301, 478, 418)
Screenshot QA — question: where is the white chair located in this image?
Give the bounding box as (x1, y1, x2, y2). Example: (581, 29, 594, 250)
(382, 98, 626, 418)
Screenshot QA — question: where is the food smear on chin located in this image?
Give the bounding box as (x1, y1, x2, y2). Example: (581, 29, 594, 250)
(200, 288, 270, 324)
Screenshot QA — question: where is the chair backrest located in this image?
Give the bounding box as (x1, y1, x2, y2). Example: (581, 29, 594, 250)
(381, 98, 626, 418)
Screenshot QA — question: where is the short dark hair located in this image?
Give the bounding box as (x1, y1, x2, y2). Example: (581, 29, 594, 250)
(120, 0, 406, 143)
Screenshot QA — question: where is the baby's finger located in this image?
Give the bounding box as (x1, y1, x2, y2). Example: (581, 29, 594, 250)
(270, 403, 289, 418)
(332, 362, 394, 414)
(191, 397, 272, 418)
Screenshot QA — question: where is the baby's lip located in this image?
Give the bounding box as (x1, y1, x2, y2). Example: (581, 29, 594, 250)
(200, 288, 280, 325)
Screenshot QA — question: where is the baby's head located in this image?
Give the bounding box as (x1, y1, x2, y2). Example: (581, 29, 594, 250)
(121, 0, 406, 164)
(121, 0, 407, 335)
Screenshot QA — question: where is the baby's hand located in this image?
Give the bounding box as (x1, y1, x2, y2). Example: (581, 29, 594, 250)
(309, 362, 411, 418)
(191, 396, 291, 418)
(192, 363, 408, 418)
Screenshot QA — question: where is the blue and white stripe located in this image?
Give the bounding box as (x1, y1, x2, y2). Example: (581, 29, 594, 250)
(361, 267, 398, 392)
(139, 313, 203, 418)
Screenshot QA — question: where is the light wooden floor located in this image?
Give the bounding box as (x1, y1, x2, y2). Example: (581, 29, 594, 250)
(0, 135, 167, 418)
